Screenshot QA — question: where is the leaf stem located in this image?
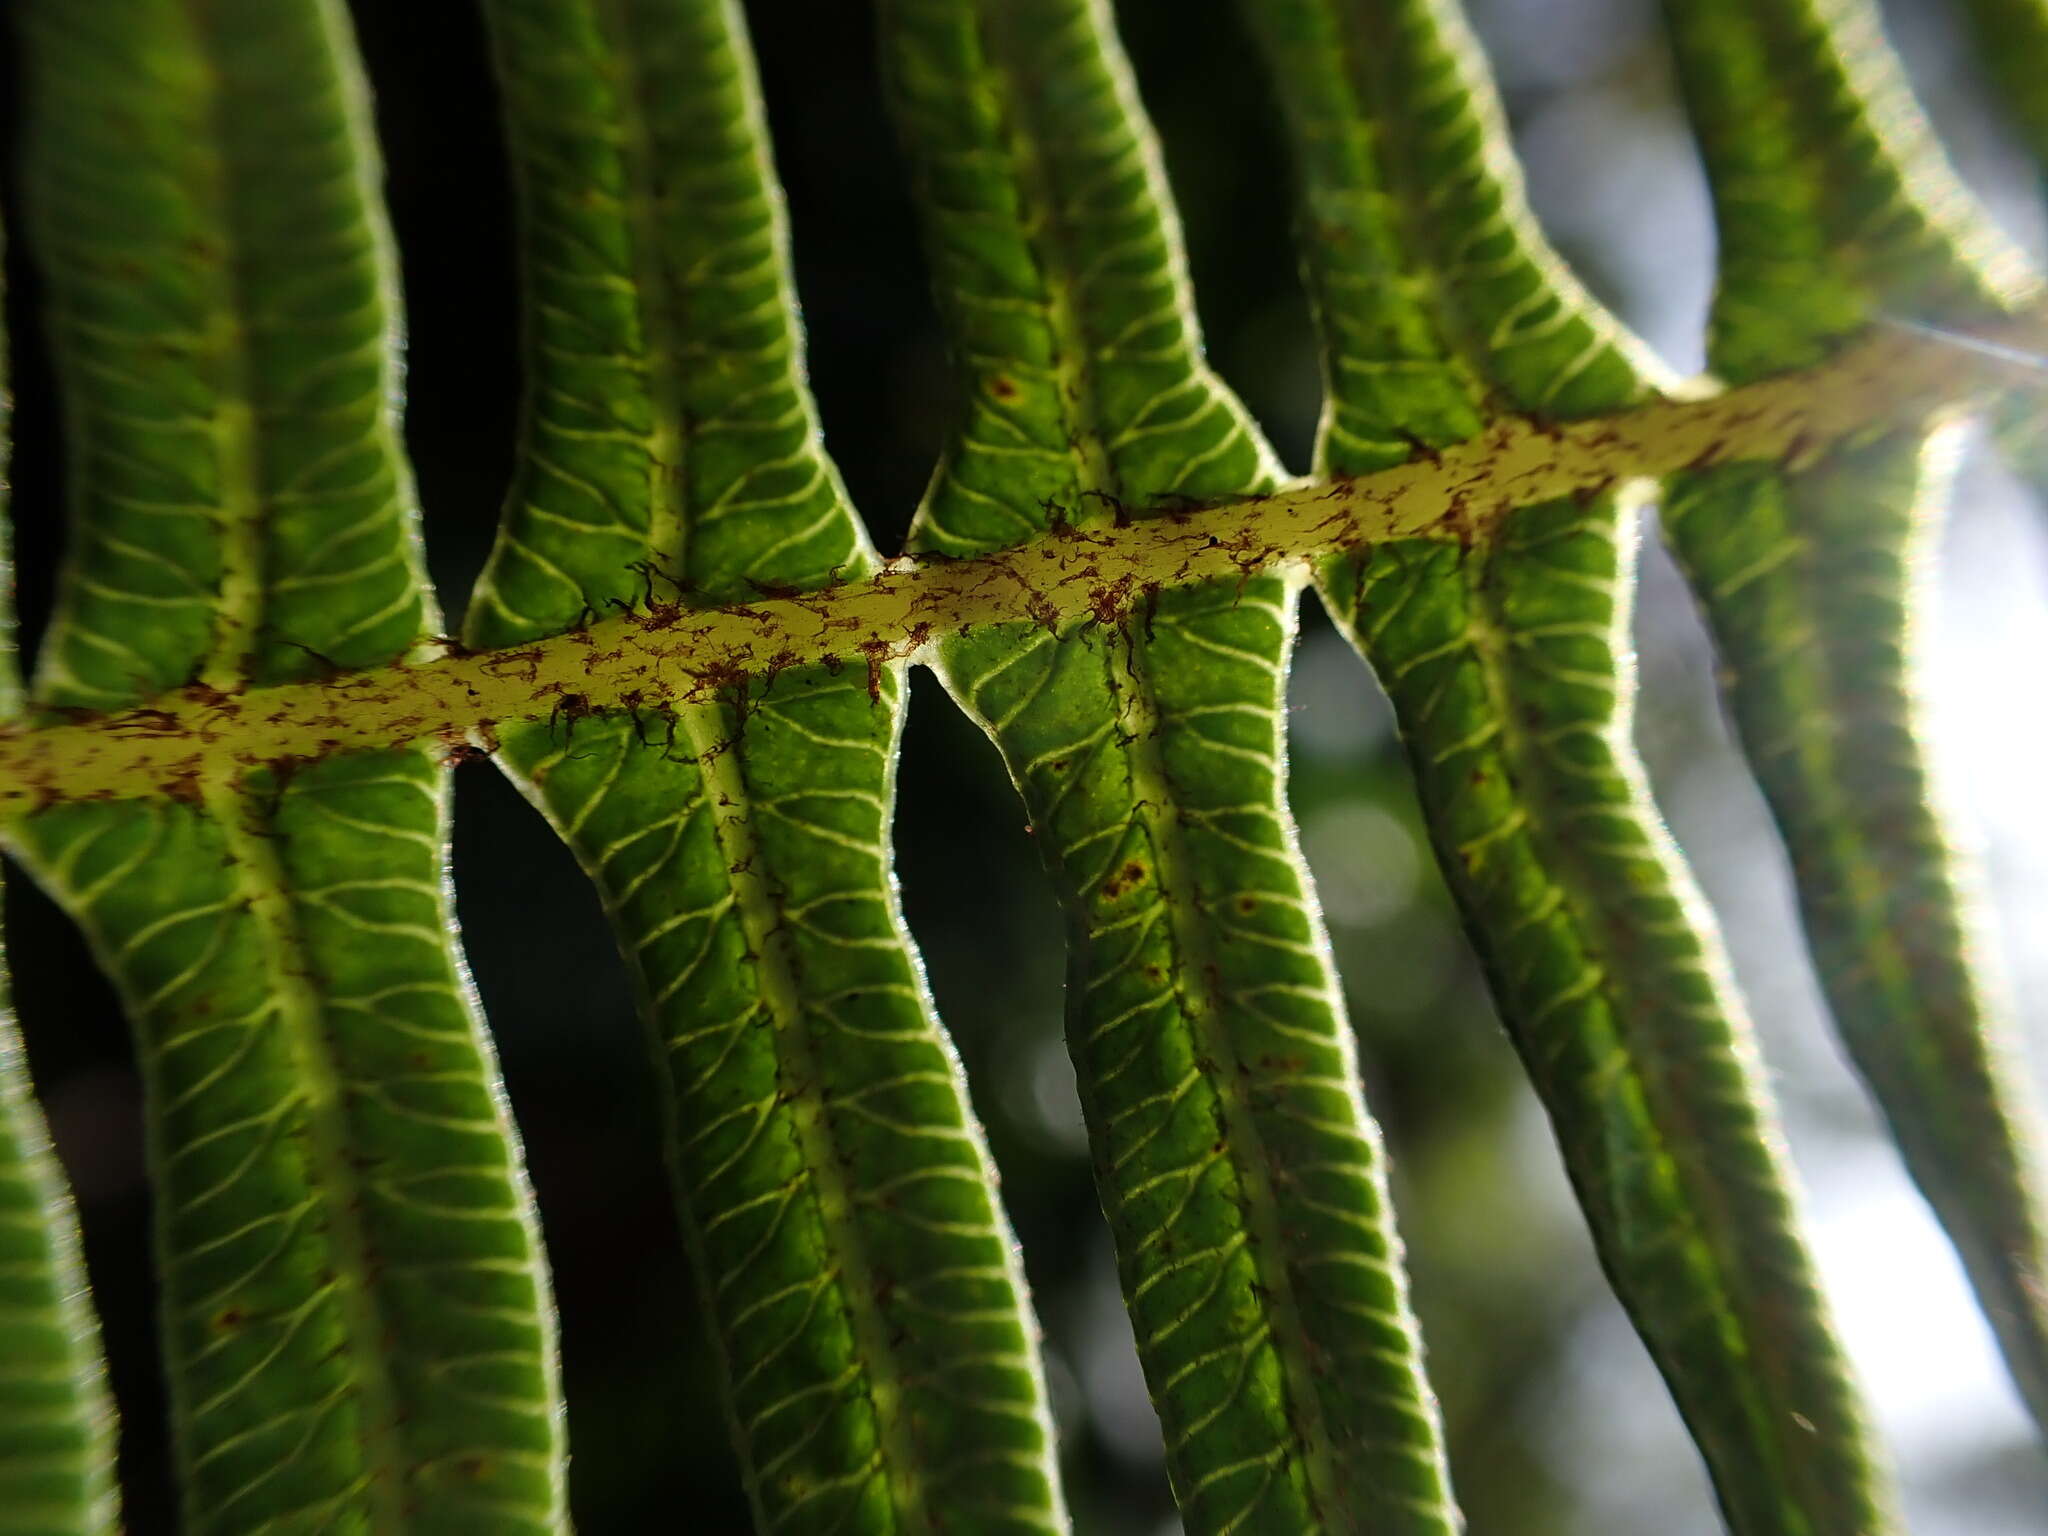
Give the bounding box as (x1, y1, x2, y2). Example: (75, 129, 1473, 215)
(0, 312, 2038, 810)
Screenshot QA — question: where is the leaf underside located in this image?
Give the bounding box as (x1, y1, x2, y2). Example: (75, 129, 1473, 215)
(1660, 0, 2048, 1442)
(1240, 2, 1899, 1531)
(11, 3, 564, 1530)
(885, 1, 1457, 1531)
(0, 935, 113, 1536)
(470, 2, 1066, 1531)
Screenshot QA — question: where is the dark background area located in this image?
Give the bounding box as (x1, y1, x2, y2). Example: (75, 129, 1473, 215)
(3, 1, 2045, 1532)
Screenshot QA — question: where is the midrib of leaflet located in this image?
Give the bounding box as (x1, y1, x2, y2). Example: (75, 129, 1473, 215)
(188, 17, 408, 1523)
(591, 0, 693, 581)
(200, 778, 409, 1532)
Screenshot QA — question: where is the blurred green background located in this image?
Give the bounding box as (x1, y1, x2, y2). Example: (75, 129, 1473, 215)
(3, 0, 2047, 1530)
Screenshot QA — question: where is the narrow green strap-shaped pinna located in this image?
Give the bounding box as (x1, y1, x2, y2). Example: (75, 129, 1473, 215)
(1660, 0, 2048, 1438)
(468, 3, 1067, 1531)
(1956, 0, 2048, 172)
(9, 3, 567, 1530)
(1242, 1, 1895, 1530)
(0, 997, 112, 1536)
(881, 1, 1457, 1530)
(0, 227, 119, 1536)
(1950, 0, 2048, 482)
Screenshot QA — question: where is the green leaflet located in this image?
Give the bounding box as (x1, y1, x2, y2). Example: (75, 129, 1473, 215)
(1657, 0, 2026, 374)
(1957, 0, 2048, 159)
(8, 3, 565, 1530)
(467, 2, 1066, 1531)
(1241, 0, 1893, 1530)
(1322, 511, 1890, 1535)
(1663, 430, 2048, 1427)
(882, 1, 1455, 1530)
(1953, 0, 2048, 481)
(0, 992, 112, 1536)
(1660, 0, 2048, 1437)
(0, 224, 118, 1535)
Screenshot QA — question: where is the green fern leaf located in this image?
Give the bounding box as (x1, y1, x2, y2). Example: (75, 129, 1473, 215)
(1950, 0, 2048, 484)
(0, 993, 112, 1536)
(1957, 0, 2048, 161)
(1659, 0, 2048, 1438)
(0, 215, 118, 1536)
(5, 3, 566, 1529)
(881, 1, 1457, 1530)
(466, 2, 1067, 1530)
(1240, 1, 1899, 1530)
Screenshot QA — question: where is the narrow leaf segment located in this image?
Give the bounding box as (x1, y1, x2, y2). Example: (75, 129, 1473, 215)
(883, 1, 1458, 1529)
(0, 994, 111, 1536)
(9, 3, 566, 1530)
(1661, 0, 2048, 1437)
(469, 2, 1067, 1530)
(1951, 0, 2048, 484)
(0, 224, 118, 1536)
(1243, 0, 1895, 1530)
(1957, 0, 2048, 162)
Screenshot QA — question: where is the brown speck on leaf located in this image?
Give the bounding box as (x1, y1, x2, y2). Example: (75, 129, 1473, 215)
(1100, 860, 1147, 900)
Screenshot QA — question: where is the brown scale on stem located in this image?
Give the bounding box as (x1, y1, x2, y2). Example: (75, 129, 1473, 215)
(0, 310, 2039, 813)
